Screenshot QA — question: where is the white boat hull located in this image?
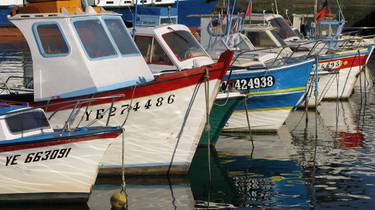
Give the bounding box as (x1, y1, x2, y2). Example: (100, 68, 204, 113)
(319, 66, 361, 100)
(0, 139, 113, 202)
(47, 78, 222, 175)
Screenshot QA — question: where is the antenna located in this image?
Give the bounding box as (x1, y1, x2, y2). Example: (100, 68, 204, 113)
(133, 0, 138, 38)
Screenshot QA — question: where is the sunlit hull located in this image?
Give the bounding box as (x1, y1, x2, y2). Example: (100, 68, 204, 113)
(0, 129, 121, 203)
(317, 46, 374, 101)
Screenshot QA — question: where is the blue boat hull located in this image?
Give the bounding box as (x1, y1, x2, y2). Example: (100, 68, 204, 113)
(224, 59, 315, 132)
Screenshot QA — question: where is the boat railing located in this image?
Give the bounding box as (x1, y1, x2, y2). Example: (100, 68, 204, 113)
(0, 76, 33, 95)
(0, 94, 126, 134)
(338, 36, 374, 50)
(46, 95, 126, 132)
(269, 40, 326, 68)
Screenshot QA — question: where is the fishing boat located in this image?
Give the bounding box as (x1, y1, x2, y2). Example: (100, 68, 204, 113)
(0, 101, 122, 203)
(133, 22, 244, 145)
(199, 16, 315, 132)
(0, 0, 233, 176)
(250, 10, 375, 101)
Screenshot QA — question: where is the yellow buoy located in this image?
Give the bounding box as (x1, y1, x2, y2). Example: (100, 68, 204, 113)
(110, 191, 128, 209)
(271, 176, 284, 182)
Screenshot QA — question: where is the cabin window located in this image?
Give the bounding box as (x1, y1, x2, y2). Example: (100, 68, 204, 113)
(104, 18, 139, 55)
(269, 17, 298, 39)
(317, 23, 338, 38)
(135, 36, 173, 65)
(162, 30, 207, 61)
(73, 19, 117, 59)
(34, 23, 69, 57)
(246, 31, 276, 48)
(5, 110, 50, 134)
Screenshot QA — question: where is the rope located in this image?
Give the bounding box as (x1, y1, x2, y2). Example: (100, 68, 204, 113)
(243, 95, 254, 158)
(167, 75, 204, 175)
(121, 85, 137, 128)
(120, 127, 128, 209)
(339, 50, 361, 98)
(204, 68, 212, 208)
(335, 71, 339, 138)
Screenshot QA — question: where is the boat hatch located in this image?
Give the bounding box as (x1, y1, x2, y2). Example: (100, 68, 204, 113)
(9, 9, 154, 101)
(0, 108, 53, 140)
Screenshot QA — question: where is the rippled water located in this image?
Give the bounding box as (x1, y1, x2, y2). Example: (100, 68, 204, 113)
(1, 43, 375, 209)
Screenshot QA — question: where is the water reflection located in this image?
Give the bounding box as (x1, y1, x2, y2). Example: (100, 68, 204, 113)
(214, 127, 309, 209)
(89, 177, 194, 210)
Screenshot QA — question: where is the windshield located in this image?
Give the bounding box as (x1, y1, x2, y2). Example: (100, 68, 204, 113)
(135, 36, 173, 65)
(237, 34, 254, 51)
(162, 30, 207, 61)
(5, 110, 50, 133)
(104, 18, 140, 55)
(269, 17, 298, 39)
(246, 31, 277, 48)
(74, 18, 117, 59)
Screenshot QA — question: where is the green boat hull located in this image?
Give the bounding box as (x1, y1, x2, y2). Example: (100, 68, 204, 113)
(199, 94, 243, 146)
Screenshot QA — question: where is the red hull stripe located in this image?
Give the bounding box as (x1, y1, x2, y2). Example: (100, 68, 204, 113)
(32, 51, 234, 112)
(320, 54, 368, 70)
(0, 131, 122, 152)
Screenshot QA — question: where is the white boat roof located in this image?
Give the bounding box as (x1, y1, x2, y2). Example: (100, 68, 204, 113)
(134, 24, 214, 71)
(9, 7, 154, 101)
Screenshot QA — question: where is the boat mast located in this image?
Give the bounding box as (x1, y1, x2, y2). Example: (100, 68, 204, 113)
(314, 0, 318, 15)
(274, 0, 279, 14)
(336, 0, 345, 22)
(314, 0, 318, 38)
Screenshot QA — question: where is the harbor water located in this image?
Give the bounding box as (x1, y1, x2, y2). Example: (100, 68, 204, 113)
(1, 47, 375, 209)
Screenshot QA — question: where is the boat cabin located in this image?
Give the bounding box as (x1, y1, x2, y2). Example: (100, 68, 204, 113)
(0, 103, 53, 140)
(134, 24, 214, 73)
(292, 13, 344, 48)
(7, 2, 154, 102)
(250, 13, 301, 42)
